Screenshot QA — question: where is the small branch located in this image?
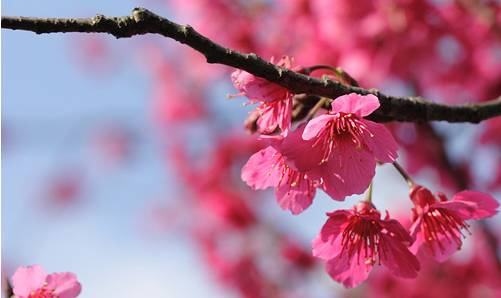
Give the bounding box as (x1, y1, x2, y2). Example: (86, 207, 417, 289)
(392, 162, 416, 187)
(2, 8, 501, 123)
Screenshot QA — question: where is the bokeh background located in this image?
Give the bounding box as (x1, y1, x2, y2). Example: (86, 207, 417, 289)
(3, 1, 501, 297)
(2, 1, 231, 297)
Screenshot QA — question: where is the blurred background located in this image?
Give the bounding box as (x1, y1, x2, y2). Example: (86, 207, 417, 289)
(2, 1, 501, 297)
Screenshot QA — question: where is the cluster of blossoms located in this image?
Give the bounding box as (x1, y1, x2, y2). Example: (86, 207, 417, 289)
(9, 265, 81, 298)
(233, 60, 499, 287)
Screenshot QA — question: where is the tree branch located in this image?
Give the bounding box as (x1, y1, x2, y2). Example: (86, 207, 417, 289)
(2, 7, 501, 123)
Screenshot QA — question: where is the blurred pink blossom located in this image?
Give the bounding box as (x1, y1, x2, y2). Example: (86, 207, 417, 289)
(11, 265, 81, 298)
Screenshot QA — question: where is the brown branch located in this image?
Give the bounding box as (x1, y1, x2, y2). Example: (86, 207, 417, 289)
(2, 7, 501, 123)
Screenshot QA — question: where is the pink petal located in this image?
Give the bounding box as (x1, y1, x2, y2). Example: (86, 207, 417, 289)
(275, 178, 316, 215)
(231, 69, 253, 93)
(411, 231, 459, 263)
(232, 69, 288, 103)
(302, 114, 336, 140)
(331, 93, 380, 117)
(409, 226, 425, 255)
(383, 218, 414, 244)
(312, 210, 351, 260)
(256, 104, 279, 134)
(278, 97, 293, 132)
(246, 80, 288, 103)
(257, 97, 293, 133)
(359, 119, 399, 163)
(241, 146, 281, 190)
(46, 272, 82, 298)
(277, 124, 323, 172)
(433, 200, 477, 220)
(325, 251, 372, 288)
(380, 234, 420, 278)
(452, 191, 499, 220)
(409, 216, 423, 240)
(314, 166, 347, 200)
(313, 144, 375, 200)
(11, 265, 48, 297)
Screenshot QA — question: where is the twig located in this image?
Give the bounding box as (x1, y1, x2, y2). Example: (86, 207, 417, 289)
(2, 7, 501, 123)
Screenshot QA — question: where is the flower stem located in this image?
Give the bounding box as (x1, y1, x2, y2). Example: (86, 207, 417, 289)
(301, 65, 338, 75)
(301, 65, 360, 87)
(305, 97, 329, 121)
(392, 162, 415, 187)
(365, 182, 373, 203)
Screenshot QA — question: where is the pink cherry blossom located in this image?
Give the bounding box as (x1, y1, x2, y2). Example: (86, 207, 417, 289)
(11, 265, 81, 298)
(302, 93, 398, 164)
(312, 202, 420, 288)
(367, 227, 501, 298)
(231, 56, 296, 134)
(198, 188, 256, 230)
(279, 237, 316, 270)
(241, 144, 317, 215)
(283, 93, 398, 200)
(409, 185, 499, 262)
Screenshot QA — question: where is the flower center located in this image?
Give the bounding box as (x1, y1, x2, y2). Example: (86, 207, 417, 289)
(421, 208, 470, 252)
(274, 155, 315, 196)
(313, 113, 371, 164)
(28, 285, 56, 298)
(340, 215, 384, 265)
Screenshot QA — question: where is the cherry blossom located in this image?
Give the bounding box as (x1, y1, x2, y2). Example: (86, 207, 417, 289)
(242, 143, 317, 215)
(285, 93, 398, 200)
(409, 185, 499, 262)
(11, 265, 81, 298)
(313, 202, 420, 288)
(231, 56, 296, 134)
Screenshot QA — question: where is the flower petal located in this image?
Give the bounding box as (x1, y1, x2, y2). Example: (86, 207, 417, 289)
(275, 177, 316, 215)
(359, 119, 399, 163)
(256, 97, 293, 134)
(316, 168, 348, 200)
(411, 232, 460, 263)
(241, 146, 281, 190)
(433, 200, 477, 220)
(380, 234, 420, 278)
(278, 124, 323, 172)
(46, 272, 82, 298)
(314, 144, 375, 200)
(231, 69, 288, 103)
(452, 191, 499, 220)
(331, 93, 380, 117)
(409, 216, 423, 240)
(325, 251, 372, 288)
(383, 218, 414, 244)
(11, 265, 48, 297)
(302, 114, 336, 140)
(312, 210, 351, 260)
(278, 97, 293, 133)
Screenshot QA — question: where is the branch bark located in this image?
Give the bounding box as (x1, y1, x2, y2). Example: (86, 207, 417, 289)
(3, 7, 501, 123)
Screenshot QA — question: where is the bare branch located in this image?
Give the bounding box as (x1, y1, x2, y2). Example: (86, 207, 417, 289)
(2, 7, 501, 123)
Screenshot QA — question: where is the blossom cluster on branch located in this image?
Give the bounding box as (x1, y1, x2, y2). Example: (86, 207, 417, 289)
(234, 63, 498, 287)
